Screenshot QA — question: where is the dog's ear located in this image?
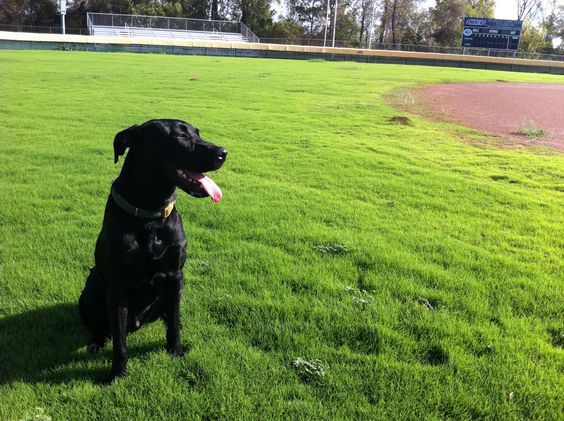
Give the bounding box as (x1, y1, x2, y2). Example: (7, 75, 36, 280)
(113, 125, 140, 164)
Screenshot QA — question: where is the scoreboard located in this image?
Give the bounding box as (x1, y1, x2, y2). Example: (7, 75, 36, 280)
(461, 18, 522, 50)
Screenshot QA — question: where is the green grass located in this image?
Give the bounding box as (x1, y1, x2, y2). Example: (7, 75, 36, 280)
(0, 50, 563, 420)
(517, 120, 549, 139)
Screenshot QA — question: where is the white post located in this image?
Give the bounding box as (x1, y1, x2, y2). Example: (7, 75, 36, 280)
(367, 2, 377, 49)
(332, 0, 338, 47)
(59, 0, 66, 34)
(323, 0, 330, 47)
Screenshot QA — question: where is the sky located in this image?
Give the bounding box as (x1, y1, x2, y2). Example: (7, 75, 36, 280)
(274, 0, 538, 22)
(420, 0, 564, 20)
(420, 0, 520, 20)
(493, 0, 520, 19)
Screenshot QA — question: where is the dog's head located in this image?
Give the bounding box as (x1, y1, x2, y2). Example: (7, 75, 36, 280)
(114, 119, 227, 202)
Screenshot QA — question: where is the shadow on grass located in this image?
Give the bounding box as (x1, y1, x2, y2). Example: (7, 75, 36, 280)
(0, 303, 162, 385)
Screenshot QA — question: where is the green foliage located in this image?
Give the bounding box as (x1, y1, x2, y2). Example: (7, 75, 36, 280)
(430, 0, 466, 46)
(236, 0, 274, 35)
(335, 5, 360, 42)
(265, 18, 306, 38)
(378, 0, 423, 44)
(0, 51, 563, 420)
(542, 3, 564, 53)
(465, 0, 495, 18)
(0, 0, 58, 25)
(429, 0, 494, 47)
(293, 0, 325, 35)
(517, 121, 548, 138)
(519, 21, 553, 53)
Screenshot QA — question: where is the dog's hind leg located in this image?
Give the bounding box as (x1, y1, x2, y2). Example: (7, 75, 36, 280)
(79, 267, 110, 353)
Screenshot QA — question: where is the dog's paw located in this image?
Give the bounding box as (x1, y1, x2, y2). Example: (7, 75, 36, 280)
(99, 374, 119, 385)
(100, 368, 126, 385)
(167, 346, 185, 357)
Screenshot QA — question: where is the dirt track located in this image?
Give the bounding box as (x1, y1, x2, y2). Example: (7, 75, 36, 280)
(416, 82, 564, 150)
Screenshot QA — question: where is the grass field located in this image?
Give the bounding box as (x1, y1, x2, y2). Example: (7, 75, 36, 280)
(0, 50, 563, 420)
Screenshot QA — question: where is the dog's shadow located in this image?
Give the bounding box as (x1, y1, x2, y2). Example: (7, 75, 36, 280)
(0, 303, 160, 385)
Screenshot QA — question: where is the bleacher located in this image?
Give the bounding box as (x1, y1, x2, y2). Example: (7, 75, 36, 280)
(91, 25, 247, 42)
(87, 13, 258, 44)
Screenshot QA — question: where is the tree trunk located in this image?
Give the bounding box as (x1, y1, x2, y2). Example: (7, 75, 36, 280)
(391, 0, 397, 44)
(310, 14, 314, 34)
(359, 0, 366, 44)
(241, 0, 248, 24)
(379, 0, 389, 43)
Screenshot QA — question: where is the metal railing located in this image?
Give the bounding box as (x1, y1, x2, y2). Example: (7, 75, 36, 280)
(260, 37, 564, 62)
(87, 12, 259, 43)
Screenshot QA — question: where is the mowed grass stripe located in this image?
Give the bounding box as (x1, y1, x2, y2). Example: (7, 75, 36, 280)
(0, 51, 562, 420)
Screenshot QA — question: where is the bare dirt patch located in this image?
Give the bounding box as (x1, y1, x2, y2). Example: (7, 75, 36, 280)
(391, 82, 564, 151)
(389, 116, 412, 125)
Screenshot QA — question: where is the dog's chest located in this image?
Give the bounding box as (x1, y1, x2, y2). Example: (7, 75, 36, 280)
(121, 223, 186, 284)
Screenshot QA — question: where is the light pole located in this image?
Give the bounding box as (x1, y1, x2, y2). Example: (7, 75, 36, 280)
(331, 0, 338, 47)
(323, 0, 330, 47)
(367, 2, 377, 49)
(59, 0, 67, 34)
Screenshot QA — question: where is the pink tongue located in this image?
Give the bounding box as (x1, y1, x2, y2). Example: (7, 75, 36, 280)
(186, 171, 222, 203)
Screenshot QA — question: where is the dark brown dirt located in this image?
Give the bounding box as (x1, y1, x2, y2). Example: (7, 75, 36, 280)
(415, 82, 564, 151)
(389, 116, 411, 125)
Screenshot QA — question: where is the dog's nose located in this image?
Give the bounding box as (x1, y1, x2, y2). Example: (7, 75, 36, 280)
(217, 148, 228, 160)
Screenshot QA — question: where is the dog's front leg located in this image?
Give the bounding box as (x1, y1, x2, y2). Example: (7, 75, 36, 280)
(104, 285, 128, 383)
(164, 271, 184, 356)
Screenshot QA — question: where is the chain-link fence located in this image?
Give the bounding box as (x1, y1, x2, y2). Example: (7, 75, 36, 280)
(0, 24, 90, 35)
(260, 37, 564, 62)
(87, 13, 259, 43)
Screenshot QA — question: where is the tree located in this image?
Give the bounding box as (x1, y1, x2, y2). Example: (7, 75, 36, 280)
(235, 0, 274, 35)
(65, 0, 135, 28)
(378, 0, 391, 43)
(429, 0, 465, 46)
(210, 0, 219, 19)
(265, 17, 305, 38)
(516, 0, 542, 21)
(401, 7, 430, 44)
(540, 1, 564, 52)
(376, 0, 419, 45)
(357, 0, 376, 44)
(428, 0, 495, 47)
(519, 20, 551, 51)
(465, 0, 494, 17)
(293, 0, 325, 34)
(0, 0, 59, 25)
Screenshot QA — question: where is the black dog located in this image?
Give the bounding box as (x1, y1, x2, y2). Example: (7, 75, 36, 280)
(79, 119, 227, 383)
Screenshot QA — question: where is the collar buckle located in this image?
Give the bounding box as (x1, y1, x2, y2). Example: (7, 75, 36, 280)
(162, 201, 175, 219)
